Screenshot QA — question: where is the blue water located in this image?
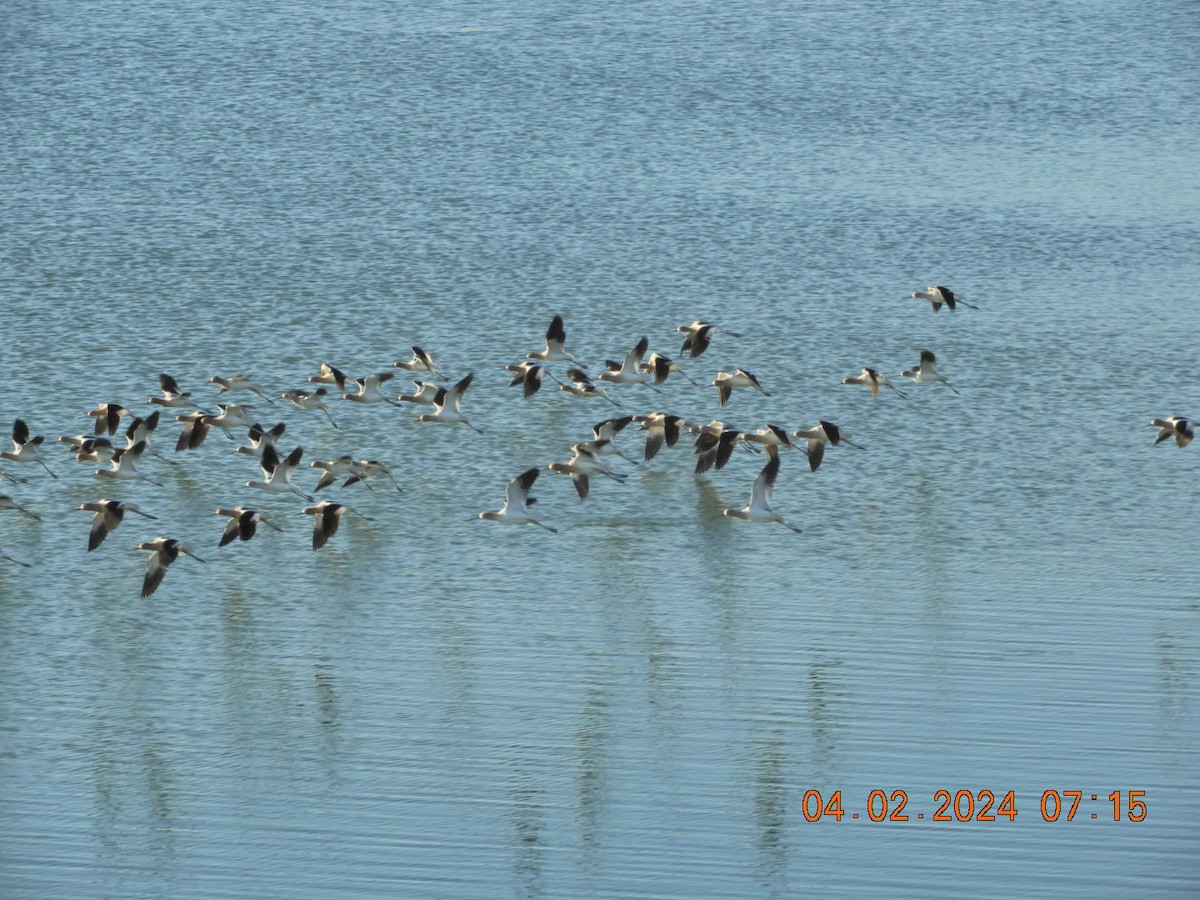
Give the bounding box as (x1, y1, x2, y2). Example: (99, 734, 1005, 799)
(2, 2, 1198, 897)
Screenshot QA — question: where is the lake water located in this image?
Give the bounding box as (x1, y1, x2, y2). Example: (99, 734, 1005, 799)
(1, 1, 1198, 897)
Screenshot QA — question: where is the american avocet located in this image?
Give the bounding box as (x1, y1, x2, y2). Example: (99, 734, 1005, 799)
(558, 369, 620, 406)
(585, 417, 640, 465)
(87, 403, 130, 436)
(677, 321, 741, 359)
(138, 537, 206, 597)
(0, 494, 40, 521)
(712, 369, 770, 406)
(899, 350, 960, 394)
(1150, 416, 1195, 448)
(0, 549, 30, 567)
(310, 454, 360, 491)
(692, 422, 752, 475)
(149, 373, 196, 409)
(308, 363, 351, 392)
(60, 434, 116, 464)
(202, 403, 257, 438)
(791, 421, 864, 472)
(281, 388, 339, 428)
(343, 372, 403, 407)
(343, 459, 404, 493)
(632, 412, 685, 461)
(418, 373, 484, 433)
(642, 353, 700, 386)
(247, 445, 313, 501)
(479, 468, 557, 532)
(211, 374, 275, 404)
(235, 422, 287, 458)
(548, 443, 628, 500)
(526, 315, 581, 364)
(722, 448, 802, 533)
(393, 346, 444, 377)
(743, 424, 798, 451)
(301, 501, 371, 550)
(174, 411, 212, 451)
(505, 361, 561, 398)
(123, 411, 161, 447)
(122, 412, 175, 466)
(842, 367, 908, 399)
(96, 440, 163, 487)
(910, 285, 977, 313)
(215, 507, 283, 547)
(1, 420, 58, 478)
(79, 499, 156, 551)
(598, 337, 661, 392)
(397, 380, 447, 405)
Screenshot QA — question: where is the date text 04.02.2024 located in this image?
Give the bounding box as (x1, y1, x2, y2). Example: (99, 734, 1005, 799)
(801, 790, 1148, 823)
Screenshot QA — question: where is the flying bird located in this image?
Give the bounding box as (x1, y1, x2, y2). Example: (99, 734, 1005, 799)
(138, 537, 206, 598)
(479, 468, 557, 532)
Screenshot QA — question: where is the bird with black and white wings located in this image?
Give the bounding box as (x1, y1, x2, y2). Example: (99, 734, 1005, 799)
(479, 468, 557, 532)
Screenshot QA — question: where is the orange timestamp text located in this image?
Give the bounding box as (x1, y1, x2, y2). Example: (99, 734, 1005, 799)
(801, 789, 1147, 823)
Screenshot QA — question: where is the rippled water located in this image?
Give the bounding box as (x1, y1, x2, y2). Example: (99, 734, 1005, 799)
(2, 1, 1198, 897)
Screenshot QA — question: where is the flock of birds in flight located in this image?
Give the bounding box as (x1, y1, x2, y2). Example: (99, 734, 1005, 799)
(0, 285, 1191, 596)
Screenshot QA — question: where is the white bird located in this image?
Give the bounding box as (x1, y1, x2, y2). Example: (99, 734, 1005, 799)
(712, 369, 770, 406)
(138, 537, 206, 597)
(60, 434, 116, 464)
(742, 424, 798, 451)
(1, 419, 58, 478)
(479, 468, 557, 532)
(899, 350, 960, 394)
(122, 411, 162, 448)
(558, 368, 619, 405)
(310, 454, 361, 491)
(174, 411, 212, 452)
(393, 346, 444, 377)
(0, 494, 41, 522)
(910, 285, 978, 313)
(149, 373, 197, 409)
(87, 403, 131, 436)
(79, 499, 157, 551)
(301, 501, 371, 550)
(597, 337, 660, 391)
(526, 315, 581, 363)
(548, 442, 628, 500)
(202, 403, 258, 438)
(215, 507, 283, 547)
(842, 367, 908, 399)
(343, 372, 403, 407)
(343, 459, 404, 493)
(691, 422, 752, 475)
(1150, 416, 1195, 448)
(632, 412, 685, 461)
(211, 374, 274, 403)
(307, 362, 351, 392)
(641, 352, 700, 386)
(246, 445, 313, 501)
(418, 373, 484, 433)
(722, 449, 802, 532)
(119, 412, 175, 468)
(397, 380, 447, 405)
(281, 387, 339, 428)
(677, 321, 741, 359)
(235, 422, 287, 459)
(791, 421, 864, 472)
(584, 416, 640, 465)
(505, 361, 561, 398)
(96, 440, 162, 487)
